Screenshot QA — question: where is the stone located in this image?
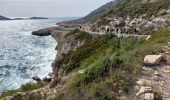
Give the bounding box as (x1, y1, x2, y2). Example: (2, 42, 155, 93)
(144, 54, 164, 65)
(32, 76, 41, 81)
(146, 35, 151, 41)
(154, 71, 161, 76)
(78, 70, 85, 74)
(136, 79, 153, 86)
(143, 93, 154, 100)
(142, 67, 153, 71)
(136, 86, 152, 97)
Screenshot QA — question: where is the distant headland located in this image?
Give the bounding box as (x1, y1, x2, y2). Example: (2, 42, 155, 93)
(0, 15, 48, 20)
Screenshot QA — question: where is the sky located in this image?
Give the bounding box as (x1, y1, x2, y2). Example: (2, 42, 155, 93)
(0, 0, 113, 17)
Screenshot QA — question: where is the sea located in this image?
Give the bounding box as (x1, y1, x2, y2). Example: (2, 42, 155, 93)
(0, 18, 73, 93)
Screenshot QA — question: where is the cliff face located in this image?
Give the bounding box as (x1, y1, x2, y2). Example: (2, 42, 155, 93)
(51, 29, 86, 77)
(33, 26, 90, 78)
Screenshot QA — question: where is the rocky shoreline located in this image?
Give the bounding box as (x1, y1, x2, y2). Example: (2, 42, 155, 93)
(32, 24, 82, 78)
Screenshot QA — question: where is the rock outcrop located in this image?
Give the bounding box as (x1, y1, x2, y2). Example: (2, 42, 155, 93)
(32, 28, 52, 36)
(33, 26, 87, 78)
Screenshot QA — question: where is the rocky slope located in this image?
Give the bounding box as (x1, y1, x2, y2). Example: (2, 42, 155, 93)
(82, 0, 170, 35)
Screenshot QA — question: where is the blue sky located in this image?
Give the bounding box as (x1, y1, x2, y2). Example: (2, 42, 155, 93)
(0, 0, 113, 17)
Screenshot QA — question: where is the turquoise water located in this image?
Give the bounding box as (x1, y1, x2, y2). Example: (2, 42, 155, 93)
(0, 18, 71, 92)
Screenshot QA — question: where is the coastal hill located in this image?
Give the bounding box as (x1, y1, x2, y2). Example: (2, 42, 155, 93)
(81, 0, 119, 22)
(0, 15, 11, 20)
(1, 0, 170, 99)
(29, 17, 48, 20)
(58, 0, 119, 25)
(0, 15, 48, 20)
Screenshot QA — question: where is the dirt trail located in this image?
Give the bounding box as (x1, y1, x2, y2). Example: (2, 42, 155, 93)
(139, 42, 170, 100)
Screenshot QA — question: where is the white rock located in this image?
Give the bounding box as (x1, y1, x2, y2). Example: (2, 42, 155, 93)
(146, 35, 151, 41)
(142, 67, 153, 71)
(144, 55, 164, 65)
(78, 70, 85, 74)
(136, 86, 152, 97)
(143, 93, 154, 100)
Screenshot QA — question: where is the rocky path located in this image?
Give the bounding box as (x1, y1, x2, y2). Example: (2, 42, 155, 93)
(135, 42, 170, 100)
(81, 29, 151, 39)
(160, 42, 170, 99)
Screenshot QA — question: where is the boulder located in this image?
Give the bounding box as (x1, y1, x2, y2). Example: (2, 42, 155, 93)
(32, 28, 51, 36)
(144, 54, 164, 65)
(142, 93, 154, 100)
(43, 77, 52, 82)
(142, 22, 155, 32)
(136, 86, 152, 97)
(32, 76, 41, 81)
